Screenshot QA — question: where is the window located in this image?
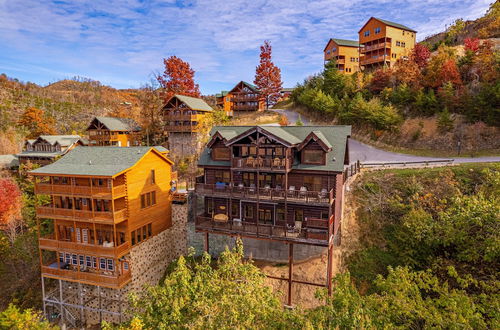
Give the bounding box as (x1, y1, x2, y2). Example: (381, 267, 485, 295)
(143, 225, 147, 240)
(364, 30, 370, 37)
(350, 57, 355, 62)
(151, 169, 155, 184)
(99, 258, 106, 270)
(375, 27, 381, 34)
(213, 147, 230, 160)
(303, 149, 324, 164)
(241, 146, 248, 156)
(140, 191, 157, 209)
(396, 41, 401, 47)
(72, 254, 78, 265)
(249, 146, 257, 156)
(304, 176, 322, 191)
(123, 261, 129, 271)
(107, 259, 114, 271)
(321, 212, 329, 220)
(215, 170, 230, 183)
(79, 255, 84, 266)
(207, 198, 214, 214)
(332, 47, 337, 52)
(92, 257, 97, 268)
(137, 228, 142, 243)
(326, 50, 330, 54)
(131, 230, 136, 245)
(59, 253, 64, 264)
(277, 208, 285, 222)
(147, 223, 152, 237)
(402, 42, 406, 48)
(244, 205, 254, 219)
(65, 253, 71, 264)
(232, 203, 239, 217)
(86, 256, 92, 267)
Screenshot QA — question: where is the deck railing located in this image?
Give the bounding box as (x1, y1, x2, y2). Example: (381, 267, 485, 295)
(41, 265, 131, 289)
(195, 216, 332, 244)
(39, 236, 130, 258)
(36, 206, 127, 224)
(231, 157, 292, 171)
(196, 183, 333, 205)
(35, 183, 126, 197)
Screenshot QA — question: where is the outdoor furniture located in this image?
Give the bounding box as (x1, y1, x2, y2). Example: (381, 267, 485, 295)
(215, 182, 226, 190)
(213, 213, 229, 223)
(318, 188, 328, 200)
(273, 157, 281, 168)
(246, 156, 255, 167)
(256, 157, 263, 168)
(299, 186, 308, 198)
(288, 186, 296, 197)
(249, 183, 256, 193)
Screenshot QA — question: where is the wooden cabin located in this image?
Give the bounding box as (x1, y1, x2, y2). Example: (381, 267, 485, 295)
(87, 117, 142, 147)
(31, 146, 174, 289)
(358, 17, 416, 70)
(17, 135, 87, 166)
(195, 125, 351, 247)
(227, 81, 265, 113)
(161, 94, 214, 133)
(323, 38, 360, 74)
(215, 91, 232, 116)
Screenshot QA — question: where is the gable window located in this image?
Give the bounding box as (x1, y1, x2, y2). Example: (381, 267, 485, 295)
(151, 169, 155, 184)
(375, 27, 381, 34)
(326, 50, 330, 54)
(364, 30, 370, 37)
(303, 149, 324, 165)
(213, 147, 230, 161)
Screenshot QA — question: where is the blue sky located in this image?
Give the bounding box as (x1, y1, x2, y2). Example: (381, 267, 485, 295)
(0, 0, 492, 94)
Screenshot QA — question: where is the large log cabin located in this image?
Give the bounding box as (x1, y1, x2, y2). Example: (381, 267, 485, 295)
(161, 94, 213, 133)
(31, 146, 174, 290)
(195, 125, 351, 247)
(17, 135, 87, 166)
(87, 116, 142, 147)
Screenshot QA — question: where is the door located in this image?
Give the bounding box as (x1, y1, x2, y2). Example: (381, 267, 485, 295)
(258, 206, 273, 224)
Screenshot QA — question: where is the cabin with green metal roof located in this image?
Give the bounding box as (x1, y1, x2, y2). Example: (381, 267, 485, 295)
(323, 38, 360, 74)
(87, 116, 142, 147)
(195, 125, 352, 251)
(161, 94, 213, 134)
(226, 81, 265, 113)
(18, 135, 87, 166)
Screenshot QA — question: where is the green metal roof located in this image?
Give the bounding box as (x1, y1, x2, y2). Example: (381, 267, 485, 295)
(90, 117, 141, 132)
(216, 91, 229, 97)
(174, 95, 213, 112)
(200, 126, 351, 172)
(332, 38, 359, 47)
(30, 146, 169, 177)
(242, 81, 259, 92)
(360, 17, 416, 33)
(37, 135, 82, 146)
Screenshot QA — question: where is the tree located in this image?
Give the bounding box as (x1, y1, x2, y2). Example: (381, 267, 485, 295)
(368, 69, 393, 94)
(424, 46, 461, 88)
(279, 114, 289, 126)
(157, 56, 200, 101)
(437, 107, 454, 132)
(138, 79, 164, 145)
(0, 178, 22, 228)
(0, 304, 56, 330)
(411, 43, 431, 68)
(295, 115, 304, 126)
(322, 60, 349, 97)
(254, 40, 283, 110)
(18, 107, 56, 138)
(464, 38, 480, 53)
(128, 242, 304, 329)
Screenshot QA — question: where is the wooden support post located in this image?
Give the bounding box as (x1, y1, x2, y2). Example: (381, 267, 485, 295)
(59, 279, 65, 327)
(98, 286, 102, 324)
(204, 232, 209, 253)
(327, 244, 333, 296)
(287, 243, 294, 306)
(41, 276, 47, 318)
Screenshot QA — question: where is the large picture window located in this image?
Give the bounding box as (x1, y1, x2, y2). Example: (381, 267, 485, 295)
(213, 147, 230, 160)
(303, 149, 324, 164)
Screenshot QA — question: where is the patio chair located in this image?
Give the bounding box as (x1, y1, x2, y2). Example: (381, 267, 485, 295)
(246, 156, 254, 167)
(299, 186, 308, 198)
(273, 157, 280, 168)
(318, 188, 328, 200)
(249, 183, 256, 194)
(288, 186, 296, 197)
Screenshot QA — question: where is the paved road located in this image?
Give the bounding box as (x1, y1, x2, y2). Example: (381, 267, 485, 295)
(271, 108, 500, 164)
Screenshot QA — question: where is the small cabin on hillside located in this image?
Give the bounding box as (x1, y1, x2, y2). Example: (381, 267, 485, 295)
(161, 94, 214, 134)
(17, 135, 87, 166)
(86, 116, 142, 147)
(227, 81, 265, 113)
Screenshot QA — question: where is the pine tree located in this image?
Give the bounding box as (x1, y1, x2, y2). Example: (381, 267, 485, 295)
(254, 41, 283, 110)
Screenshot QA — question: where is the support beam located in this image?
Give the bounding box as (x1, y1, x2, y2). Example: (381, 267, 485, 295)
(204, 232, 209, 253)
(287, 243, 294, 306)
(327, 244, 333, 296)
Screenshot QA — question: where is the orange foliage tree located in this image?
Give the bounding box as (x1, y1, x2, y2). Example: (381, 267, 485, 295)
(254, 40, 282, 110)
(411, 43, 431, 68)
(368, 69, 393, 93)
(18, 107, 56, 138)
(0, 178, 22, 227)
(157, 56, 200, 102)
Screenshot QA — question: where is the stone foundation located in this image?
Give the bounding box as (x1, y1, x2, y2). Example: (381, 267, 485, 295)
(167, 133, 203, 159)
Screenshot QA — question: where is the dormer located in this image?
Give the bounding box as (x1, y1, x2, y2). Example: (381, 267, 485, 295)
(207, 132, 230, 161)
(297, 131, 332, 165)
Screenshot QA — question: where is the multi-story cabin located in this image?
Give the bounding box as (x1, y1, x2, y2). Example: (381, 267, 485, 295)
(359, 17, 416, 70)
(228, 81, 265, 113)
(215, 91, 232, 116)
(31, 146, 182, 326)
(87, 117, 142, 147)
(323, 38, 360, 74)
(161, 94, 214, 157)
(195, 125, 351, 303)
(17, 135, 87, 166)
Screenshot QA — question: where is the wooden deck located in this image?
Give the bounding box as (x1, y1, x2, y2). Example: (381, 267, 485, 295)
(35, 183, 126, 198)
(41, 265, 131, 289)
(36, 206, 127, 224)
(195, 216, 332, 247)
(39, 236, 130, 258)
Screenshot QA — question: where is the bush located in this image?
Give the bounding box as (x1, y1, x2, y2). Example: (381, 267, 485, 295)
(340, 93, 402, 130)
(437, 107, 454, 132)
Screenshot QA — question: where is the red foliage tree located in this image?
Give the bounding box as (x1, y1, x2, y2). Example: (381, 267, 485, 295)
(0, 178, 22, 226)
(440, 59, 462, 87)
(464, 38, 480, 53)
(254, 40, 282, 109)
(368, 69, 393, 93)
(411, 43, 431, 68)
(157, 56, 200, 101)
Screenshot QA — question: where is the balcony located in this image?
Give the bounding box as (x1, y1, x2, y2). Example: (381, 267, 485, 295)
(165, 124, 202, 133)
(35, 183, 126, 198)
(196, 183, 333, 206)
(39, 236, 130, 258)
(36, 206, 127, 224)
(164, 114, 203, 122)
(231, 96, 260, 102)
(195, 215, 333, 246)
(360, 42, 391, 53)
(360, 55, 390, 66)
(41, 265, 131, 289)
(232, 104, 259, 111)
(231, 157, 292, 172)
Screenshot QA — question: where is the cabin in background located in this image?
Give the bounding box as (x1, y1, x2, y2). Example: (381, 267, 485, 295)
(86, 117, 142, 147)
(323, 38, 360, 74)
(17, 135, 87, 166)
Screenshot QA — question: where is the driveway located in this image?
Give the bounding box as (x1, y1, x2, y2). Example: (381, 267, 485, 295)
(271, 108, 500, 164)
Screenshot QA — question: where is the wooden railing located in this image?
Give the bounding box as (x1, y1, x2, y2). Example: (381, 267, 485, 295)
(41, 266, 131, 289)
(35, 183, 126, 197)
(39, 236, 130, 257)
(360, 55, 390, 65)
(164, 114, 203, 121)
(231, 157, 292, 171)
(196, 183, 333, 205)
(195, 216, 330, 245)
(360, 41, 391, 53)
(36, 206, 127, 224)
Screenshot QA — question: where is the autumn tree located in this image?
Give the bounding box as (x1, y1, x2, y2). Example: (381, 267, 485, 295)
(368, 69, 393, 94)
(157, 56, 200, 101)
(411, 43, 431, 68)
(0, 304, 56, 330)
(254, 40, 283, 110)
(464, 37, 480, 53)
(424, 45, 462, 88)
(0, 178, 21, 227)
(138, 79, 164, 145)
(18, 107, 56, 138)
